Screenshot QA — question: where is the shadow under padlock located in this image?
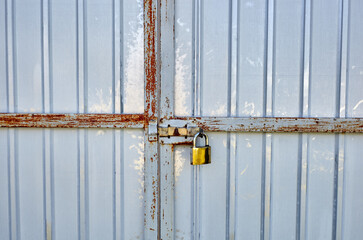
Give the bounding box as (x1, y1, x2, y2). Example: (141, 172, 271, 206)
(191, 130, 211, 165)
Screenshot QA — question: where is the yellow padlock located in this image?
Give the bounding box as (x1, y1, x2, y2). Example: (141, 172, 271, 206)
(191, 131, 211, 165)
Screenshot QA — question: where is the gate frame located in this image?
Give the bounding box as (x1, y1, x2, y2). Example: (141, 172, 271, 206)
(1, 0, 363, 239)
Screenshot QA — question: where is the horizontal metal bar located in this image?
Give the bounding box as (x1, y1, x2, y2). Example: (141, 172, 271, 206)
(1, 114, 362, 133)
(165, 117, 363, 133)
(0, 113, 145, 128)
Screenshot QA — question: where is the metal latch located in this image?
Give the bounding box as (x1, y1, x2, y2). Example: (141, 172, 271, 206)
(158, 125, 200, 138)
(148, 120, 158, 141)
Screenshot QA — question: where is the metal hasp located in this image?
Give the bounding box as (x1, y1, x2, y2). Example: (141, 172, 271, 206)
(191, 130, 211, 165)
(158, 124, 200, 137)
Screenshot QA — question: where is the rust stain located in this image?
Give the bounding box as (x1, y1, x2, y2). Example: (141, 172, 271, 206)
(150, 177, 157, 221)
(2, 114, 361, 133)
(144, 0, 158, 123)
(172, 117, 363, 133)
(0, 113, 145, 128)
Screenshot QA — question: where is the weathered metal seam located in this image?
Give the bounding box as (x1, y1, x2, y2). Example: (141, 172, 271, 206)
(168, 117, 363, 133)
(0, 113, 145, 128)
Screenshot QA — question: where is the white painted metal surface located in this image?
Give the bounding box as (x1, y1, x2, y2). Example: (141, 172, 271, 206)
(0, 0, 144, 114)
(172, 0, 363, 239)
(0, 128, 144, 240)
(0, 0, 145, 239)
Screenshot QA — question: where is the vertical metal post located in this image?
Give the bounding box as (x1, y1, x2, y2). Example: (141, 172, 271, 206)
(159, 0, 175, 239)
(144, 0, 161, 238)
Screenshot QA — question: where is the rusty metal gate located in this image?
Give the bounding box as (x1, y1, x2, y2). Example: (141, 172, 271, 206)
(1, 0, 363, 240)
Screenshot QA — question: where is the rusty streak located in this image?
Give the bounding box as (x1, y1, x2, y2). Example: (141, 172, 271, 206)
(144, 0, 158, 121)
(0, 113, 145, 128)
(170, 117, 363, 133)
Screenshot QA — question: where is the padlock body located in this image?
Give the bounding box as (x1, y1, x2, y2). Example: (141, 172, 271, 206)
(192, 146, 211, 165)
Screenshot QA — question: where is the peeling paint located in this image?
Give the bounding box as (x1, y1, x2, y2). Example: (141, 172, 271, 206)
(0, 113, 145, 128)
(172, 117, 363, 133)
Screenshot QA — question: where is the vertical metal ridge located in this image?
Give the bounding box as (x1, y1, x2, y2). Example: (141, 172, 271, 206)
(41, 0, 46, 113)
(332, 1, 345, 237)
(235, 0, 240, 117)
(119, 0, 124, 114)
(193, 0, 203, 116)
(225, 0, 233, 237)
(43, 129, 53, 240)
(5, 0, 9, 111)
(336, 134, 345, 240)
(74, 0, 81, 113)
(41, 0, 52, 113)
(113, 0, 121, 114)
(14, 130, 20, 240)
(299, 0, 307, 117)
(261, 2, 269, 237)
(234, 134, 239, 240)
(76, 0, 84, 114)
(263, 0, 274, 239)
(4, 0, 12, 237)
(344, 0, 351, 118)
(82, 0, 88, 113)
(191, 0, 202, 238)
(299, 134, 308, 240)
(262, 0, 268, 117)
(8, 129, 17, 240)
(84, 130, 89, 240)
(120, 130, 124, 240)
(307, 0, 313, 117)
(191, 162, 195, 240)
(260, 134, 266, 240)
(228, 133, 237, 240)
(335, 0, 344, 118)
(296, 134, 303, 240)
(332, 134, 340, 240)
(6, 130, 12, 239)
(339, 0, 349, 119)
(42, 130, 47, 240)
(191, 0, 196, 116)
(50, 130, 55, 240)
(225, 133, 231, 239)
(77, 130, 81, 240)
(11, 0, 17, 113)
(303, 135, 311, 239)
(227, 0, 233, 118)
(48, 0, 53, 113)
(265, 0, 274, 117)
(297, 2, 307, 236)
(198, 0, 203, 117)
(265, 134, 272, 240)
(6, 0, 17, 113)
(270, 0, 277, 117)
(112, 130, 116, 240)
(42, 0, 53, 235)
(111, 0, 116, 114)
(337, 1, 349, 238)
(229, 0, 239, 238)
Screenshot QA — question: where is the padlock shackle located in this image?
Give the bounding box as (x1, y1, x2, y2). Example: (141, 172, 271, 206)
(193, 132, 209, 147)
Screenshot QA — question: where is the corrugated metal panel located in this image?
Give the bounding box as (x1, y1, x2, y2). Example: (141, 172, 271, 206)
(0, 0, 144, 114)
(173, 0, 363, 239)
(0, 128, 144, 240)
(0, 0, 146, 239)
